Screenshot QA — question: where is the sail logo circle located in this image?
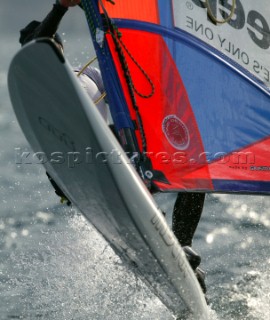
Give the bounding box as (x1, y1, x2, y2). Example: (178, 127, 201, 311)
(162, 115, 190, 150)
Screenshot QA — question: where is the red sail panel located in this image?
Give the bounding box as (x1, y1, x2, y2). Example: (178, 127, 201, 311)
(106, 28, 213, 190)
(100, 0, 160, 24)
(208, 137, 270, 181)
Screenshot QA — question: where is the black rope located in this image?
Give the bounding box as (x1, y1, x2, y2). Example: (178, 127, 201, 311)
(117, 36, 155, 99)
(99, 0, 151, 154)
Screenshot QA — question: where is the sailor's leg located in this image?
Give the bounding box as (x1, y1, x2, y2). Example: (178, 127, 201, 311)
(172, 192, 205, 247)
(172, 192, 207, 294)
(182, 246, 207, 294)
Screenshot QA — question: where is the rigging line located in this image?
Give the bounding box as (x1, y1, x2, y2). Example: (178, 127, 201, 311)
(77, 56, 98, 77)
(76, 56, 106, 105)
(205, 0, 236, 24)
(94, 91, 107, 105)
(76, 54, 106, 105)
(117, 36, 155, 99)
(99, 0, 148, 153)
(100, 0, 154, 99)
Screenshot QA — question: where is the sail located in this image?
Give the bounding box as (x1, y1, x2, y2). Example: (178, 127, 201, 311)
(81, 0, 270, 194)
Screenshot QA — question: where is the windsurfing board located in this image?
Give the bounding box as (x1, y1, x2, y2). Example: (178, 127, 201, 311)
(8, 39, 208, 319)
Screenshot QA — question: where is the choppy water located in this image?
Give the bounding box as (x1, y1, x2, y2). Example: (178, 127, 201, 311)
(0, 1, 269, 319)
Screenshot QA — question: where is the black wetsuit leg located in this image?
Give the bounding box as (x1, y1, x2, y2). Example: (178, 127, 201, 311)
(172, 192, 205, 247)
